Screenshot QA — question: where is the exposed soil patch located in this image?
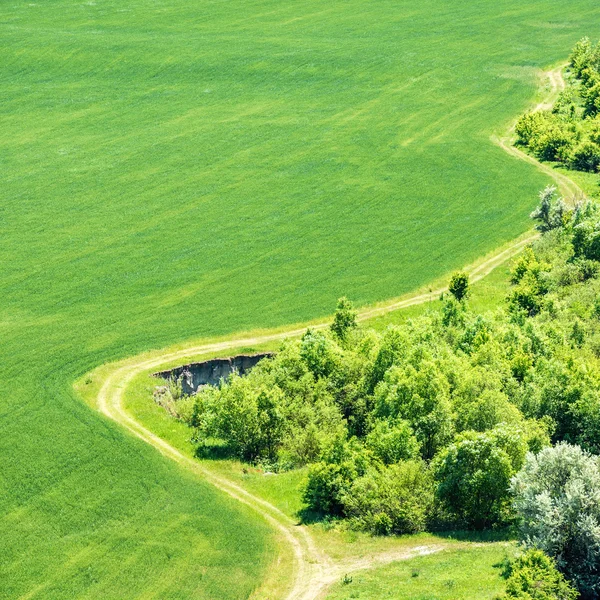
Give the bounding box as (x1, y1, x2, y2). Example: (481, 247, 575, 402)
(154, 353, 274, 394)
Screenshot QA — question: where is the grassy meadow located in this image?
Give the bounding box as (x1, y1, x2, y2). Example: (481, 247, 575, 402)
(3, 0, 600, 597)
(323, 545, 513, 600)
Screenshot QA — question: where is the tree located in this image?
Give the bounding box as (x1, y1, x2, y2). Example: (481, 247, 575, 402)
(194, 373, 285, 461)
(455, 389, 523, 433)
(516, 112, 551, 146)
(373, 362, 454, 460)
(533, 125, 576, 162)
(570, 37, 593, 78)
(299, 329, 340, 378)
(330, 297, 358, 341)
(448, 271, 470, 301)
(366, 327, 407, 393)
(530, 186, 567, 233)
(511, 443, 600, 598)
(365, 419, 420, 464)
(342, 461, 433, 535)
(433, 426, 528, 529)
(303, 461, 355, 516)
(498, 549, 578, 600)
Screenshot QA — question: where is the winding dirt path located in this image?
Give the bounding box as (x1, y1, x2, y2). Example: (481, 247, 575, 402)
(491, 64, 585, 200)
(93, 65, 585, 600)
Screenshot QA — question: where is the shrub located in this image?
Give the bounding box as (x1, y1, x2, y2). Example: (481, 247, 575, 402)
(433, 426, 528, 529)
(303, 461, 355, 516)
(512, 443, 600, 598)
(570, 141, 600, 172)
(342, 461, 433, 535)
(497, 548, 578, 600)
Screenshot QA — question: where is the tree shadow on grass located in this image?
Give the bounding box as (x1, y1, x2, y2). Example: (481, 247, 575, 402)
(434, 527, 517, 543)
(194, 441, 236, 461)
(296, 507, 343, 528)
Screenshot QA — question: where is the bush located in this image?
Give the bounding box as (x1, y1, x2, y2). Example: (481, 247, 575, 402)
(570, 141, 600, 172)
(303, 461, 356, 516)
(497, 549, 578, 600)
(342, 461, 433, 535)
(433, 426, 528, 529)
(512, 443, 600, 598)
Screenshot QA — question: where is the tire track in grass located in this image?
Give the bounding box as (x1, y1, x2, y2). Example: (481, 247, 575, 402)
(92, 64, 586, 600)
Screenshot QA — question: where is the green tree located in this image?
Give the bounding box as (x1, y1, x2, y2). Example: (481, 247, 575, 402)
(433, 426, 528, 529)
(194, 373, 285, 461)
(530, 186, 567, 233)
(366, 327, 407, 393)
(365, 419, 420, 464)
(448, 271, 470, 301)
(342, 461, 433, 535)
(570, 37, 594, 78)
(373, 362, 454, 460)
(299, 329, 340, 378)
(570, 141, 600, 172)
(303, 461, 355, 516)
(455, 389, 523, 432)
(330, 297, 358, 342)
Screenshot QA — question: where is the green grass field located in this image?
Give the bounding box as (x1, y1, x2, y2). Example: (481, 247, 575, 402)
(324, 545, 513, 600)
(3, 0, 600, 597)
